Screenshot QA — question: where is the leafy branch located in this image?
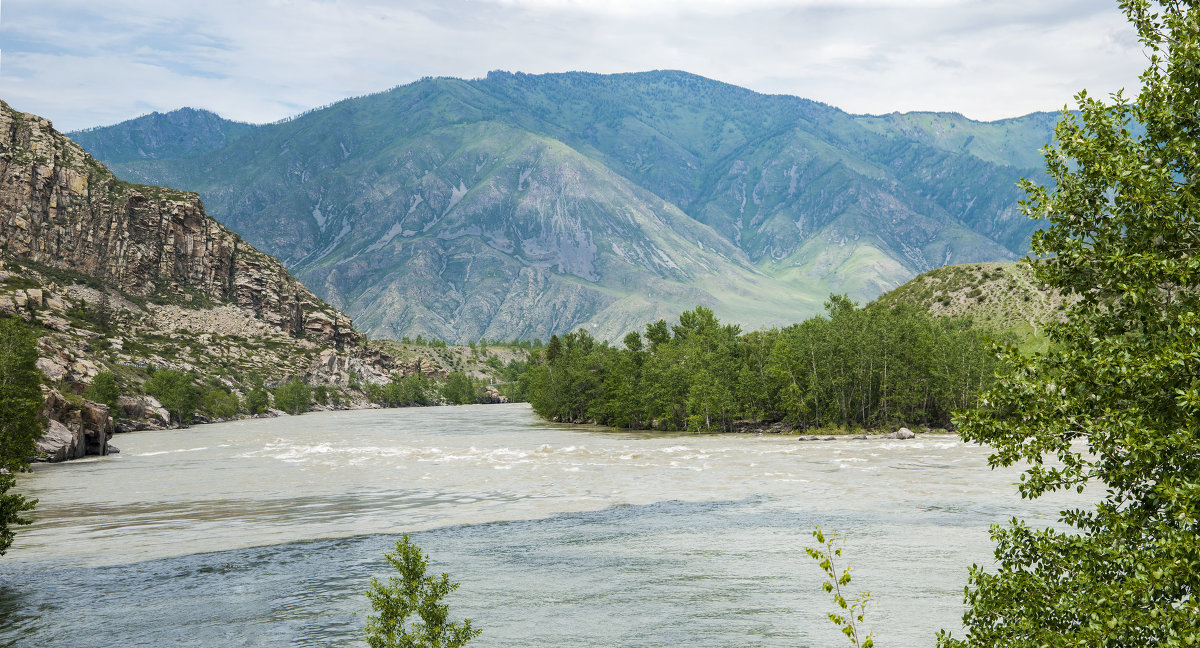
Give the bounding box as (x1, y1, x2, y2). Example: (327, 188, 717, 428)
(806, 525, 874, 648)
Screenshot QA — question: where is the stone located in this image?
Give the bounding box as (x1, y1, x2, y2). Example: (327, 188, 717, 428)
(36, 356, 67, 381)
(34, 419, 85, 462)
(142, 396, 171, 426)
(895, 427, 916, 440)
(115, 418, 142, 434)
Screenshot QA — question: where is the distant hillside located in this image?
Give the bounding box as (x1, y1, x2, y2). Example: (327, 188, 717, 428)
(872, 261, 1074, 348)
(68, 107, 258, 164)
(852, 111, 1062, 171)
(69, 71, 1059, 342)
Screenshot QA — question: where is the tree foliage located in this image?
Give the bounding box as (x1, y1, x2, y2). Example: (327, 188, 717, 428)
(525, 302, 1000, 432)
(143, 368, 200, 426)
(440, 372, 482, 405)
(941, 2, 1200, 646)
(273, 378, 311, 415)
(365, 373, 437, 407)
(200, 386, 240, 420)
(245, 373, 270, 415)
(365, 534, 481, 648)
(807, 526, 874, 648)
(0, 318, 43, 555)
(84, 370, 121, 413)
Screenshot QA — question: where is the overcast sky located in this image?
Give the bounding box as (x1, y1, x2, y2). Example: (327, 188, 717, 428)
(3, 0, 1145, 132)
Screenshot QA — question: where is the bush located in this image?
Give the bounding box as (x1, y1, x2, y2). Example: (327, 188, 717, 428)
(144, 368, 200, 426)
(245, 374, 270, 415)
(274, 378, 311, 415)
(85, 370, 120, 412)
(200, 387, 240, 419)
(365, 534, 480, 648)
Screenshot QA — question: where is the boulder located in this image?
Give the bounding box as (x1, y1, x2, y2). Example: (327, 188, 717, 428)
(35, 389, 115, 462)
(80, 402, 114, 455)
(36, 356, 68, 381)
(895, 427, 916, 440)
(117, 395, 147, 420)
(34, 419, 85, 462)
(115, 418, 142, 434)
(142, 395, 171, 426)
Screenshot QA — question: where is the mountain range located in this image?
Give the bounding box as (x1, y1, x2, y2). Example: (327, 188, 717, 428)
(68, 70, 1060, 342)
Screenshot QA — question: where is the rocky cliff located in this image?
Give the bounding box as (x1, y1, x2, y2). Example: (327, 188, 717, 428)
(0, 100, 358, 348)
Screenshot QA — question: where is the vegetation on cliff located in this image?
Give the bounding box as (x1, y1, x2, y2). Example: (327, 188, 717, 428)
(873, 260, 1074, 353)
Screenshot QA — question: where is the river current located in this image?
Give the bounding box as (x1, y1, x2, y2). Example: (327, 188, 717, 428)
(0, 404, 1076, 647)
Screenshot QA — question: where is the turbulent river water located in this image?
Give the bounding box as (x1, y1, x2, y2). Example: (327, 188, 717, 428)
(0, 403, 1078, 647)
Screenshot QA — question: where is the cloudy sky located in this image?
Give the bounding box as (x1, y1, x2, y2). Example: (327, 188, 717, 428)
(3, 0, 1144, 132)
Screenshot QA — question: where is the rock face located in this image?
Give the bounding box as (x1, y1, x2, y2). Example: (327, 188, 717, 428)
(0, 101, 358, 349)
(305, 348, 394, 386)
(35, 389, 116, 462)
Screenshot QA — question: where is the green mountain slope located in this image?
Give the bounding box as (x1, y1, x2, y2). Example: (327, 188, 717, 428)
(68, 107, 258, 164)
(872, 261, 1074, 351)
(852, 111, 1062, 170)
(68, 71, 1059, 342)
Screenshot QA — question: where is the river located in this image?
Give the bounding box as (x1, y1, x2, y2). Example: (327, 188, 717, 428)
(0, 403, 1077, 647)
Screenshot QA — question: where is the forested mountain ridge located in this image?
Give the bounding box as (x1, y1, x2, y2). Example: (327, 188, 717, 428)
(67, 107, 258, 164)
(69, 71, 1058, 343)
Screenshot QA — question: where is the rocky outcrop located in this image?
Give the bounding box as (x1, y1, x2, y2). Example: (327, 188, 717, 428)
(0, 101, 359, 349)
(306, 348, 391, 386)
(35, 389, 116, 462)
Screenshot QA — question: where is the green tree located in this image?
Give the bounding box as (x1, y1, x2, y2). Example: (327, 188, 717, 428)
(200, 387, 240, 419)
(312, 385, 329, 407)
(84, 370, 120, 413)
(365, 534, 481, 648)
(942, 2, 1200, 645)
(441, 372, 478, 405)
(245, 374, 270, 415)
(144, 368, 200, 426)
(0, 318, 42, 555)
(273, 378, 311, 415)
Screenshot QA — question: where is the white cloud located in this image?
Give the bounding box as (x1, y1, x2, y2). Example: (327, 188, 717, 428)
(478, 0, 965, 16)
(0, 0, 1144, 130)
